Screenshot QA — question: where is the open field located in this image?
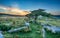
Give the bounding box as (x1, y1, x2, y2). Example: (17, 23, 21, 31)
(0, 17, 60, 38)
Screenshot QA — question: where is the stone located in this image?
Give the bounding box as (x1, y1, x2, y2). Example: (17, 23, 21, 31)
(8, 26, 27, 33)
(0, 31, 4, 38)
(25, 22, 30, 27)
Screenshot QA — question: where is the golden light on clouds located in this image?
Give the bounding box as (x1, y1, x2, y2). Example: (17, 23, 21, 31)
(0, 6, 30, 16)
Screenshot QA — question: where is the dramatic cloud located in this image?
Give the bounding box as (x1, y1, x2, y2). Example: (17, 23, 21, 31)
(0, 6, 30, 15)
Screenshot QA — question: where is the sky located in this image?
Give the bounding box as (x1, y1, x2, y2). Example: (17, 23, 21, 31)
(0, 0, 60, 15)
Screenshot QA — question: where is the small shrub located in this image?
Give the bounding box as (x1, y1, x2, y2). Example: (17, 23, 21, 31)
(0, 24, 12, 31)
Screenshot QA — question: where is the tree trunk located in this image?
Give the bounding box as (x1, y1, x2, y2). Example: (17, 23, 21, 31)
(34, 16, 37, 24)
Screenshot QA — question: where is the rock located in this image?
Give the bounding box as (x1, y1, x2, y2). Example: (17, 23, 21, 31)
(42, 28, 46, 38)
(25, 22, 30, 27)
(0, 31, 4, 38)
(8, 26, 27, 33)
(38, 15, 43, 19)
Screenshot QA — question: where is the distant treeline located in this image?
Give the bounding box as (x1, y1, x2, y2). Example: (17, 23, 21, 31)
(0, 13, 25, 17)
(53, 15, 60, 18)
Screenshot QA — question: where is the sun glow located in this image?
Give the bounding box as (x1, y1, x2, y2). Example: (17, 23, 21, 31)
(0, 6, 30, 16)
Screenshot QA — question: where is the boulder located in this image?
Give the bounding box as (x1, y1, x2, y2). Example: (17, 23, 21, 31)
(8, 26, 28, 33)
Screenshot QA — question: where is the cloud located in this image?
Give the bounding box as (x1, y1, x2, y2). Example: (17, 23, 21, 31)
(0, 5, 30, 15)
(51, 11, 60, 15)
(46, 10, 60, 15)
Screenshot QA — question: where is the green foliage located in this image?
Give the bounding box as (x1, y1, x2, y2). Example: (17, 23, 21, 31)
(31, 9, 45, 16)
(26, 9, 52, 23)
(0, 17, 60, 38)
(0, 24, 12, 31)
(31, 9, 52, 17)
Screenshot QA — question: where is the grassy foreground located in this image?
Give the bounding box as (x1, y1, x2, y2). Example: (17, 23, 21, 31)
(0, 17, 60, 38)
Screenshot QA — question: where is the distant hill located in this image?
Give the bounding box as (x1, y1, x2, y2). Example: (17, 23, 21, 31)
(53, 15, 60, 18)
(0, 13, 25, 17)
(0, 13, 60, 18)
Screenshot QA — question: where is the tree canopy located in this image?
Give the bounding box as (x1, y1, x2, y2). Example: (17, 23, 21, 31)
(26, 9, 52, 23)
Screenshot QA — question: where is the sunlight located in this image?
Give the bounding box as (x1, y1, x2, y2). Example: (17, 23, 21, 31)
(0, 6, 30, 15)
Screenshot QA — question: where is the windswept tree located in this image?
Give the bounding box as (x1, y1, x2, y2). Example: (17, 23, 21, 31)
(26, 9, 52, 23)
